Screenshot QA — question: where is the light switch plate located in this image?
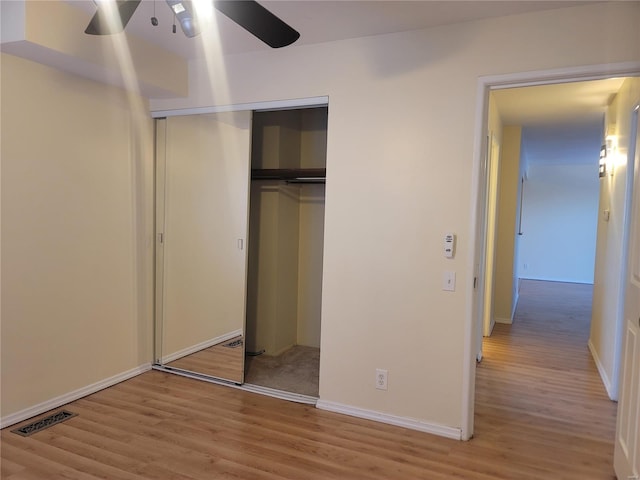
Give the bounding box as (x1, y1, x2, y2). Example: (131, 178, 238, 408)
(443, 271, 456, 291)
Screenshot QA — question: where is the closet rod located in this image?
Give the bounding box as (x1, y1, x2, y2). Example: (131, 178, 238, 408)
(251, 168, 326, 181)
(285, 179, 326, 185)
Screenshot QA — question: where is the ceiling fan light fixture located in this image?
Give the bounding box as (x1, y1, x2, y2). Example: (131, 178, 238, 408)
(166, 0, 200, 37)
(170, 2, 186, 14)
(85, 0, 299, 48)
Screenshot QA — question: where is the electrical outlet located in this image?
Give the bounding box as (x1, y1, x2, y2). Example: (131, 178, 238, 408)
(376, 369, 388, 390)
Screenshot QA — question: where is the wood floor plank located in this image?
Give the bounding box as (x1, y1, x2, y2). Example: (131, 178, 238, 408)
(1, 280, 617, 479)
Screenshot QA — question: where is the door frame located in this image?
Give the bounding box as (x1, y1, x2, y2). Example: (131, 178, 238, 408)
(612, 103, 640, 401)
(462, 61, 640, 440)
(614, 101, 640, 478)
(151, 96, 329, 119)
(151, 96, 329, 405)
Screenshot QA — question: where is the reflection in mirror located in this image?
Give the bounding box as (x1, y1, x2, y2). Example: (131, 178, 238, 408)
(154, 111, 252, 384)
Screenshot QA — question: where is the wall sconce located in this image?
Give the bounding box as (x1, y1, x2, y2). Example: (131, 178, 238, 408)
(599, 134, 618, 178)
(606, 134, 618, 176)
(599, 144, 607, 178)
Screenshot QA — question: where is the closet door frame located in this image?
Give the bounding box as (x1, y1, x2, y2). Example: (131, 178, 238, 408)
(151, 97, 328, 120)
(154, 119, 167, 364)
(151, 97, 328, 383)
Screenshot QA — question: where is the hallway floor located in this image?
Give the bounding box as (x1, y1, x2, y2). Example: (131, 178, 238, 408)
(472, 279, 618, 478)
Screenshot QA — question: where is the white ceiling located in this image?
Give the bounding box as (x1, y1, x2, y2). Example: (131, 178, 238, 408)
(492, 78, 625, 126)
(70, 0, 591, 58)
(491, 79, 627, 166)
(492, 78, 625, 165)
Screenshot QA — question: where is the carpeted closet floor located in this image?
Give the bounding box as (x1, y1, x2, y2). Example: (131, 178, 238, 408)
(244, 345, 320, 397)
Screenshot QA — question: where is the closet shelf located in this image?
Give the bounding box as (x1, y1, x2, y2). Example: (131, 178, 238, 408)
(251, 168, 326, 183)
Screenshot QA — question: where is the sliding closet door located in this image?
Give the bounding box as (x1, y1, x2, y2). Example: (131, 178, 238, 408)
(156, 111, 251, 383)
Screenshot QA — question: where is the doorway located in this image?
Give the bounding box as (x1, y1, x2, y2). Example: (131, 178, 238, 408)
(479, 78, 630, 388)
(464, 65, 640, 441)
(244, 106, 328, 399)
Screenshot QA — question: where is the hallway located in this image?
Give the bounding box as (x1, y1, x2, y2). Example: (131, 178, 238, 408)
(472, 279, 618, 478)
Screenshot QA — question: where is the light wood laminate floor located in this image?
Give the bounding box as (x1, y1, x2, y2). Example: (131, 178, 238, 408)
(166, 336, 244, 384)
(1, 280, 617, 479)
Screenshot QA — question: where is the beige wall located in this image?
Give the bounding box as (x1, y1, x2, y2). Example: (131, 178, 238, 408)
(483, 134, 501, 334)
(250, 185, 301, 355)
(590, 76, 640, 399)
(297, 184, 325, 348)
(297, 109, 326, 347)
(494, 127, 522, 324)
(1, 53, 154, 418)
(478, 93, 504, 340)
(149, 2, 639, 431)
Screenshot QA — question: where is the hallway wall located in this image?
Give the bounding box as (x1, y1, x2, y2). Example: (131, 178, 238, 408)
(518, 162, 600, 283)
(591, 77, 640, 399)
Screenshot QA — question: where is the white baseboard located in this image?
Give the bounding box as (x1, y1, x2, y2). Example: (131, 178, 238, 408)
(1, 364, 152, 429)
(494, 317, 512, 325)
(519, 276, 593, 285)
(587, 340, 615, 400)
(162, 329, 242, 364)
(316, 400, 462, 440)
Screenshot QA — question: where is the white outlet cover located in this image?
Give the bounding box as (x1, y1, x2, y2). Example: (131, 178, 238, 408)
(376, 369, 388, 390)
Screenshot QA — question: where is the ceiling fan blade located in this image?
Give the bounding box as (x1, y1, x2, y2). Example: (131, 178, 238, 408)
(85, 0, 142, 35)
(213, 1, 300, 48)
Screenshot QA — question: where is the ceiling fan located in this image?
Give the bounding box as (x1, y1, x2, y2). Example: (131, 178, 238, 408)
(85, 0, 300, 48)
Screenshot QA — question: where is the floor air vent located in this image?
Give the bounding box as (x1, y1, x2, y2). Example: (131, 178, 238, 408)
(223, 339, 243, 348)
(11, 410, 77, 437)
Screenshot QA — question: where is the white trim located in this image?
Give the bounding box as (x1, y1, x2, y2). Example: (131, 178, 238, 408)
(464, 61, 640, 444)
(0, 364, 152, 429)
(161, 329, 242, 364)
(240, 383, 318, 405)
(151, 96, 329, 118)
(494, 317, 512, 325)
(485, 62, 640, 90)
(518, 275, 594, 284)
(611, 103, 640, 402)
(462, 72, 490, 441)
(588, 340, 615, 400)
(316, 400, 462, 440)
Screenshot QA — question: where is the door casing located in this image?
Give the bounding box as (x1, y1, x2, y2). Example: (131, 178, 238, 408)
(463, 61, 640, 441)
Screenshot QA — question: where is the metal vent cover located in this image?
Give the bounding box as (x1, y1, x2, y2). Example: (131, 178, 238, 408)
(223, 339, 243, 348)
(11, 410, 77, 437)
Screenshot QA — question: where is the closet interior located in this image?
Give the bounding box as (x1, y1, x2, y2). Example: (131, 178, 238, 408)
(244, 107, 328, 398)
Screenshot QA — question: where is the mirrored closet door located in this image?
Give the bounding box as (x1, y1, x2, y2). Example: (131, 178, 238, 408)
(154, 111, 252, 384)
